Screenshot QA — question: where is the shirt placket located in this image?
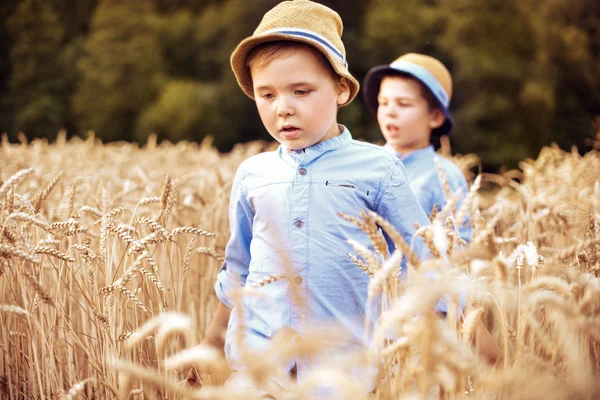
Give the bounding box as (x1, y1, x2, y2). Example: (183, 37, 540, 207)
(287, 149, 309, 334)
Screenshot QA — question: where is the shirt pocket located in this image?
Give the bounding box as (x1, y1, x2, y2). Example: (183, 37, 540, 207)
(313, 180, 372, 221)
(325, 180, 371, 197)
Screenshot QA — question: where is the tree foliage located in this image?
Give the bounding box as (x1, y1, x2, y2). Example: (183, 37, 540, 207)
(4, 0, 67, 139)
(72, 0, 165, 142)
(0, 0, 598, 167)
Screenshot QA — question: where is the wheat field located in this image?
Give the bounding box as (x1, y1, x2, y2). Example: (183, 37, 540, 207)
(0, 131, 598, 399)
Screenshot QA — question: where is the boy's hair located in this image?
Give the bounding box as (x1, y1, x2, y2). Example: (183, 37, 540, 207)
(246, 41, 343, 92)
(383, 72, 441, 112)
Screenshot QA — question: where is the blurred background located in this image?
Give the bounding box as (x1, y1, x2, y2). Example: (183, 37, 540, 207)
(0, 0, 598, 169)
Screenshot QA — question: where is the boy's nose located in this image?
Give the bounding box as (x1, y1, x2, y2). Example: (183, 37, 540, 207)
(383, 105, 398, 117)
(277, 98, 294, 117)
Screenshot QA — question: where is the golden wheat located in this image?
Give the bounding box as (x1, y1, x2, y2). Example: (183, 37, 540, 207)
(0, 132, 598, 399)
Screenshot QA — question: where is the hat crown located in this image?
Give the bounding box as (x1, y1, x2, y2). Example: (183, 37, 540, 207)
(253, 0, 346, 56)
(230, 0, 359, 106)
(393, 53, 453, 100)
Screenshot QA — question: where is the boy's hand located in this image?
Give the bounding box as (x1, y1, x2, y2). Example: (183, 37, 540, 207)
(186, 366, 200, 387)
(473, 320, 502, 366)
(184, 338, 226, 388)
(184, 302, 230, 387)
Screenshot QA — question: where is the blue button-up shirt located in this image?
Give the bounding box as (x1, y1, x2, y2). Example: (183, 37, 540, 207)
(215, 128, 430, 377)
(384, 144, 472, 242)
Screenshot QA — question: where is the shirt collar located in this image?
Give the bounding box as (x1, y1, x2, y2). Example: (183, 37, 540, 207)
(280, 125, 352, 165)
(384, 143, 434, 164)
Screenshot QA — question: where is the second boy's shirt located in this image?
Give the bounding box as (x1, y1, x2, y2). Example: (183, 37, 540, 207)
(215, 127, 430, 377)
(384, 143, 472, 242)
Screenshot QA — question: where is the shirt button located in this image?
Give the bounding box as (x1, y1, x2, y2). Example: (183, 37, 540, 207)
(294, 219, 303, 228)
(298, 168, 307, 176)
(293, 276, 303, 285)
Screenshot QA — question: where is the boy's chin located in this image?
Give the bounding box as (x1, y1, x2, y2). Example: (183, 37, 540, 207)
(284, 143, 306, 151)
(276, 138, 310, 151)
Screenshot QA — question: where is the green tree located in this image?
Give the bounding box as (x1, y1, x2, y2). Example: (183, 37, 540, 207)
(0, 1, 17, 135)
(436, 0, 535, 166)
(73, 0, 165, 142)
(438, 0, 600, 166)
(156, 10, 201, 80)
(153, 0, 222, 14)
(139, 0, 278, 148)
(361, 0, 444, 66)
(518, 0, 600, 152)
(52, 0, 99, 42)
(136, 80, 220, 142)
(4, 0, 68, 139)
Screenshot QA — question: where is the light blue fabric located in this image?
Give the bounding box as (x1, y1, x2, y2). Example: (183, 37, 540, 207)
(215, 127, 431, 378)
(384, 144, 472, 243)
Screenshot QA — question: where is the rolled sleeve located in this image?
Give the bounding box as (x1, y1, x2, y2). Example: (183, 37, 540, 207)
(375, 160, 431, 261)
(214, 168, 254, 309)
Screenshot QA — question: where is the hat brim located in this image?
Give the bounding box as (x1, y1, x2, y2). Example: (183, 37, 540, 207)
(363, 65, 453, 137)
(231, 33, 359, 107)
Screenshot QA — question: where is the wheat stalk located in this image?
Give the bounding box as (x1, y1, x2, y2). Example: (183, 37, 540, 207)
(0, 168, 34, 198)
(0, 304, 28, 316)
(32, 171, 63, 213)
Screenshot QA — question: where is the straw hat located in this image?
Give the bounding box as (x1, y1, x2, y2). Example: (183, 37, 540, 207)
(230, 0, 359, 106)
(363, 53, 454, 136)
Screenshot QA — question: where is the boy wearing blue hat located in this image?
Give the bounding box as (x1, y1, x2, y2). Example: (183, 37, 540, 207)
(363, 54, 472, 242)
(363, 54, 502, 368)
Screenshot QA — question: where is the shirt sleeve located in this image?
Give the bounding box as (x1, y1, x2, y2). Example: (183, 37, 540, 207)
(374, 159, 431, 261)
(214, 167, 254, 309)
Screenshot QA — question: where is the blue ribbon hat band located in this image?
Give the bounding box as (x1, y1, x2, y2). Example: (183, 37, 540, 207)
(389, 60, 449, 109)
(260, 28, 348, 67)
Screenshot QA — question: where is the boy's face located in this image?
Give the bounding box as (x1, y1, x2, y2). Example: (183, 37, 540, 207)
(251, 46, 350, 150)
(377, 76, 444, 155)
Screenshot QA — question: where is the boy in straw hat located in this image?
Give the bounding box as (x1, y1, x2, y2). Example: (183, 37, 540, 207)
(191, 0, 432, 395)
(363, 54, 472, 243)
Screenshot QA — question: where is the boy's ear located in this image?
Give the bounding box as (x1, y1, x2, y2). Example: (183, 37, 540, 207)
(429, 108, 446, 130)
(336, 77, 351, 105)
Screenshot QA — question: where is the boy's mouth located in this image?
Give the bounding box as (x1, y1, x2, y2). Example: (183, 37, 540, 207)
(280, 125, 301, 139)
(385, 124, 400, 137)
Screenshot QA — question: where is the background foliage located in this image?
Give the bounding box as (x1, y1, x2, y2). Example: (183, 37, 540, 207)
(1, 0, 599, 168)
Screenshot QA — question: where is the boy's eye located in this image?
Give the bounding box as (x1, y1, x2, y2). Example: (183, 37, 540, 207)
(295, 89, 310, 96)
(261, 93, 275, 99)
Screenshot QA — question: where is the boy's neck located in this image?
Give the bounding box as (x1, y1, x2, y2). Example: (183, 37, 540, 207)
(318, 123, 344, 144)
(290, 124, 344, 151)
(389, 143, 430, 158)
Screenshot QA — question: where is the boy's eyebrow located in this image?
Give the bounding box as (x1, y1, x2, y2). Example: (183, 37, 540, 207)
(254, 81, 316, 92)
(288, 81, 315, 88)
(378, 95, 416, 101)
(254, 84, 273, 92)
